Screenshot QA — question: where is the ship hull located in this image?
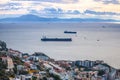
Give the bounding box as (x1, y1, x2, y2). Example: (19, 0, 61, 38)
(41, 38, 72, 41)
(64, 31, 77, 34)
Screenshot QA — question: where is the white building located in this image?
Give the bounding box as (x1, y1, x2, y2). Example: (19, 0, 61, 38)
(7, 56, 14, 71)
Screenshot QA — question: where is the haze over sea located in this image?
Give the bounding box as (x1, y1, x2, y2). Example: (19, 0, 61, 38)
(0, 22, 120, 68)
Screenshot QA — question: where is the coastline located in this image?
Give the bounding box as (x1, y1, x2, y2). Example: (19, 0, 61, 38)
(0, 44, 120, 80)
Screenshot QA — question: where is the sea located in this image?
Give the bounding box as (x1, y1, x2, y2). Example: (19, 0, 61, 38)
(0, 22, 120, 69)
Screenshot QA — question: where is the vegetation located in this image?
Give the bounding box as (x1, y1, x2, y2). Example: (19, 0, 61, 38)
(32, 76, 37, 80)
(0, 69, 6, 77)
(6, 71, 15, 78)
(0, 75, 9, 80)
(0, 51, 7, 57)
(0, 40, 8, 51)
(42, 77, 47, 80)
(49, 73, 61, 80)
(98, 70, 105, 76)
(0, 57, 9, 79)
(0, 45, 24, 79)
(11, 56, 24, 65)
(0, 58, 7, 69)
(102, 63, 111, 68)
(13, 64, 17, 74)
(19, 70, 29, 75)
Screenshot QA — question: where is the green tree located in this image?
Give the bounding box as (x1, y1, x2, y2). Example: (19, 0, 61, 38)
(98, 70, 105, 76)
(50, 73, 61, 80)
(32, 76, 37, 80)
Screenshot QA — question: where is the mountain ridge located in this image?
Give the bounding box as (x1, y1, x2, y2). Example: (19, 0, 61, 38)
(0, 14, 119, 22)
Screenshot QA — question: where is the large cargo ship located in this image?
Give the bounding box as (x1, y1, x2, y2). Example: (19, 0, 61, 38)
(64, 31, 77, 34)
(41, 37, 72, 41)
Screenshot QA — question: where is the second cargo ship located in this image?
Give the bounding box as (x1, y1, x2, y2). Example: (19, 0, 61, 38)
(64, 31, 77, 34)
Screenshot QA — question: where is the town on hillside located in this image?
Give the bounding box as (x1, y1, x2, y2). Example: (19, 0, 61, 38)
(0, 40, 120, 80)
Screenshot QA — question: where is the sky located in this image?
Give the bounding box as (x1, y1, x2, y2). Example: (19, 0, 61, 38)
(0, 0, 120, 20)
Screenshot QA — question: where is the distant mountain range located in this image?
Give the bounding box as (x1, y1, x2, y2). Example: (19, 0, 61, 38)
(0, 14, 119, 22)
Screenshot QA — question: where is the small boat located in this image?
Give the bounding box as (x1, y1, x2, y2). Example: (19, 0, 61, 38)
(41, 37, 72, 41)
(64, 31, 77, 34)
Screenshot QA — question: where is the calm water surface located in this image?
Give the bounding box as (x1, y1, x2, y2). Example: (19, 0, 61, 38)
(0, 22, 120, 68)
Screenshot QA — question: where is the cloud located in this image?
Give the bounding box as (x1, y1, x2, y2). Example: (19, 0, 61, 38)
(0, 1, 29, 15)
(84, 10, 120, 15)
(0, 2, 23, 11)
(28, 7, 81, 18)
(27, 7, 120, 20)
(0, 0, 120, 20)
(0, 0, 10, 4)
(0, 2, 20, 7)
(11, 0, 79, 3)
(94, 0, 120, 4)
